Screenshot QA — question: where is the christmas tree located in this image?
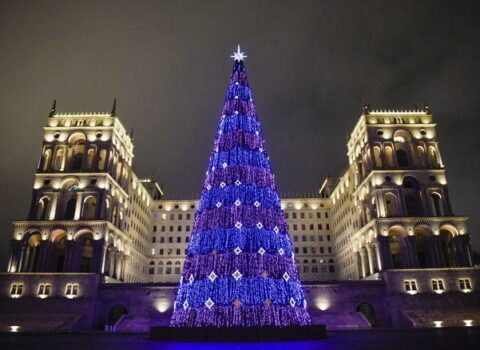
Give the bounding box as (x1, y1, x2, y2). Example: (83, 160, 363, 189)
(170, 46, 311, 327)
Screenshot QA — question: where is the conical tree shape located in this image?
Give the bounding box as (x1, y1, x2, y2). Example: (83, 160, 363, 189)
(170, 48, 311, 327)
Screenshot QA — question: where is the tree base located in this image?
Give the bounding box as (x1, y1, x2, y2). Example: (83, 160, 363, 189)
(150, 325, 327, 342)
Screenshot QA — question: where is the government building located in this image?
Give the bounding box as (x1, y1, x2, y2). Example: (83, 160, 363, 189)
(0, 103, 478, 332)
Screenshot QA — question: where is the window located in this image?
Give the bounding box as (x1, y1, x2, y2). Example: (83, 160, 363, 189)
(293, 224, 298, 231)
(301, 224, 306, 230)
(159, 249, 164, 255)
(300, 212, 305, 219)
(65, 283, 79, 298)
(161, 226, 165, 232)
(151, 248, 156, 255)
(177, 226, 182, 232)
(294, 247, 299, 253)
(10, 283, 23, 298)
(326, 224, 330, 230)
(186, 225, 191, 232)
(153, 225, 157, 232)
(404, 280, 418, 294)
(37, 283, 51, 298)
(176, 237, 181, 243)
(459, 278, 472, 292)
(302, 235, 306, 242)
(294, 235, 298, 242)
(168, 237, 173, 243)
(302, 247, 307, 254)
(186, 214, 191, 220)
(431, 279, 445, 294)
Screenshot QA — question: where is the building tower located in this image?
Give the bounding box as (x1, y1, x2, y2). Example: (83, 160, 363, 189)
(170, 47, 310, 327)
(7, 101, 155, 282)
(328, 106, 472, 280)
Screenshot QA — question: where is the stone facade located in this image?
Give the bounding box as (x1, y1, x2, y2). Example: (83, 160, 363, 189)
(2, 105, 479, 332)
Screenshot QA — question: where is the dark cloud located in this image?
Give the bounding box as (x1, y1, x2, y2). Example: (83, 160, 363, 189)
(1, 0, 480, 268)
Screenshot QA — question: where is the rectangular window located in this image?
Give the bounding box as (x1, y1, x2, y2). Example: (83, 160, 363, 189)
(185, 237, 190, 243)
(168, 237, 173, 243)
(65, 283, 79, 298)
(294, 247, 299, 254)
(153, 225, 157, 232)
(302, 235, 307, 242)
(300, 212, 305, 219)
(160, 237, 165, 243)
(310, 235, 315, 241)
(177, 226, 182, 232)
(38, 283, 51, 298)
(159, 249, 164, 255)
(174, 267, 181, 274)
(301, 224, 306, 230)
(302, 247, 307, 254)
(150, 248, 156, 255)
(161, 225, 166, 232)
(178, 214, 182, 220)
(293, 224, 298, 231)
(176, 237, 181, 243)
(292, 213, 297, 219)
(10, 283, 24, 298)
(404, 280, 418, 294)
(431, 279, 445, 293)
(186, 214, 191, 220)
(284, 212, 289, 219)
(294, 235, 298, 242)
(325, 213, 329, 218)
(308, 213, 313, 219)
(458, 278, 472, 292)
(186, 225, 190, 232)
(317, 212, 321, 219)
(169, 226, 173, 232)
(318, 224, 322, 230)
(152, 236, 156, 243)
(169, 214, 174, 220)
(326, 224, 330, 230)
(320, 247, 324, 254)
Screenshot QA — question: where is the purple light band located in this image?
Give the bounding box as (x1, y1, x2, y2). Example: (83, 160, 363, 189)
(171, 305, 310, 327)
(217, 130, 265, 151)
(204, 166, 276, 190)
(181, 252, 299, 280)
(192, 206, 287, 232)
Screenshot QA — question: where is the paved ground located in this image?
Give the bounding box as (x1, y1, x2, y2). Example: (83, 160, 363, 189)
(0, 328, 479, 350)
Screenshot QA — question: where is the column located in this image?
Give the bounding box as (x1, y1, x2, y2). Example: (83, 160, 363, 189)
(7, 240, 23, 273)
(63, 240, 77, 272)
(91, 239, 106, 273)
(366, 245, 374, 275)
(49, 193, 59, 220)
(359, 248, 367, 278)
(376, 235, 392, 271)
(74, 193, 84, 220)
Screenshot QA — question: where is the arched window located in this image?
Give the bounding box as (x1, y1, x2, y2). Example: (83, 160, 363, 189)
(416, 146, 426, 167)
(149, 261, 155, 275)
(98, 149, 107, 170)
(428, 146, 440, 167)
(36, 197, 50, 220)
(385, 146, 394, 167)
(440, 227, 457, 267)
(64, 198, 76, 220)
(82, 196, 97, 220)
(157, 261, 163, 274)
(430, 192, 444, 216)
(174, 261, 181, 274)
(43, 149, 52, 171)
(51, 231, 67, 272)
(166, 261, 172, 275)
(54, 148, 65, 171)
(77, 233, 93, 272)
(373, 146, 382, 168)
(396, 149, 409, 167)
(389, 232, 402, 269)
(86, 148, 95, 170)
(402, 177, 424, 216)
(384, 193, 398, 217)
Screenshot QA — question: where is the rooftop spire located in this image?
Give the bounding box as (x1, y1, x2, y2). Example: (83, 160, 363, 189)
(111, 98, 117, 116)
(49, 99, 56, 118)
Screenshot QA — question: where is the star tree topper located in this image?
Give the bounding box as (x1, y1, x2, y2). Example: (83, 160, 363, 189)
(231, 45, 247, 61)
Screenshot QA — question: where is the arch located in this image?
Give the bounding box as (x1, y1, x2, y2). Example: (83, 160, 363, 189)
(86, 148, 95, 170)
(64, 197, 76, 220)
(36, 196, 51, 220)
(82, 196, 97, 220)
(428, 145, 439, 167)
(413, 225, 434, 268)
(384, 193, 399, 217)
(388, 225, 406, 269)
(54, 148, 65, 171)
(393, 130, 413, 167)
(107, 305, 127, 326)
(43, 149, 52, 171)
(75, 231, 94, 272)
(439, 224, 459, 267)
(50, 229, 68, 272)
(67, 132, 87, 144)
(357, 302, 377, 326)
(98, 149, 107, 170)
(20, 232, 42, 272)
(402, 176, 424, 216)
(430, 192, 444, 216)
(384, 146, 394, 167)
(373, 146, 382, 168)
(416, 146, 426, 167)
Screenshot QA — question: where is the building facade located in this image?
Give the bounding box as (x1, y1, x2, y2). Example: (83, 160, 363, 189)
(1, 104, 478, 331)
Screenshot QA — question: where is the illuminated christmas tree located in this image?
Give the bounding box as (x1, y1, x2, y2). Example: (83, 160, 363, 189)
(170, 46, 311, 327)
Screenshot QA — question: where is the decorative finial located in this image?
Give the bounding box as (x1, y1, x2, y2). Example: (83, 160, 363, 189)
(111, 98, 117, 116)
(49, 99, 56, 118)
(231, 45, 247, 62)
(362, 102, 370, 114)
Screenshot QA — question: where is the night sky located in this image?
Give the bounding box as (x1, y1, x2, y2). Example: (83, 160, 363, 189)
(1, 0, 480, 269)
